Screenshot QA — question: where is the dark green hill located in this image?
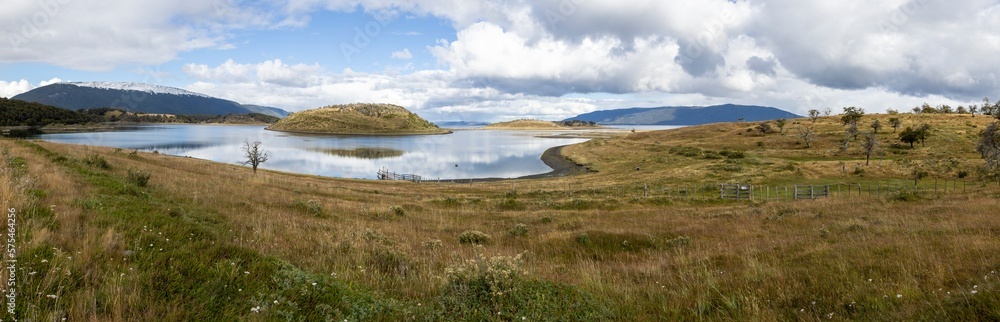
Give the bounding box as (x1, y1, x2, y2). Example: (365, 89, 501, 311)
(12, 82, 289, 117)
(0, 98, 92, 126)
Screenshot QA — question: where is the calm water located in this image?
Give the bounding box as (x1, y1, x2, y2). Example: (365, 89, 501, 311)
(33, 125, 590, 180)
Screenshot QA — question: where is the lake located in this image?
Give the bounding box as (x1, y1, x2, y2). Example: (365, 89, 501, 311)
(32, 125, 595, 180)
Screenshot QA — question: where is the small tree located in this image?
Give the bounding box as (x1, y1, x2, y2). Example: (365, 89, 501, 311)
(823, 107, 833, 117)
(846, 123, 860, 140)
(957, 105, 968, 114)
(797, 127, 816, 148)
(862, 131, 878, 166)
(242, 140, 270, 174)
(899, 127, 919, 148)
(775, 118, 787, 133)
(870, 119, 882, 134)
(756, 122, 773, 134)
(888, 117, 902, 133)
(970, 105, 979, 117)
(978, 122, 1000, 177)
(808, 109, 821, 122)
(841, 106, 864, 126)
(917, 124, 932, 146)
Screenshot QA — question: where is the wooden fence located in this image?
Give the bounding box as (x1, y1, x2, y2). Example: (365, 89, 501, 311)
(377, 167, 422, 182)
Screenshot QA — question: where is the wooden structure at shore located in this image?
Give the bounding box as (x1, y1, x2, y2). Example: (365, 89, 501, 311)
(377, 167, 422, 182)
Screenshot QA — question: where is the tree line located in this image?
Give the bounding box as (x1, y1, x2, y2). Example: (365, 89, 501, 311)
(795, 97, 1000, 180)
(1, 98, 279, 127)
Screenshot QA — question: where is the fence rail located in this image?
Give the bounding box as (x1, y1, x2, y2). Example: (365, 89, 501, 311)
(377, 168, 422, 182)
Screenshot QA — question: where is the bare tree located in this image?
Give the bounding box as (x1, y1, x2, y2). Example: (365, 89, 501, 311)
(822, 107, 833, 117)
(797, 127, 816, 148)
(862, 131, 879, 166)
(242, 140, 270, 174)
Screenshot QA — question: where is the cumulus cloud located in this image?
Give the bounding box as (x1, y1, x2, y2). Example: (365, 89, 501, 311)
(5, 0, 1000, 119)
(391, 48, 413, 59)
(183, 59, 323, 88)
(0, 0, 288, 70)
(0, 80, 34, 98)
(0, 78, 63, 98)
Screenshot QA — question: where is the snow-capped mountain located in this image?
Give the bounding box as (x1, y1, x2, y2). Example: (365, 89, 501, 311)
(67, 82, 213, 98)
(12, 82, 289, 117)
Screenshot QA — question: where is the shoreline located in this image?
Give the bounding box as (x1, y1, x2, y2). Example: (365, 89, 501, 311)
(425, 144, 591, 183)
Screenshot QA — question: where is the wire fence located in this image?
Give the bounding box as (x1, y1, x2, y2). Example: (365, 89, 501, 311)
(433, 177, 1000, 202)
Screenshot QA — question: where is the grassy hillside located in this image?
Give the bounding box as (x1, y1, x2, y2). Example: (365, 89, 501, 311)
(268, 103, 450, 135)
(564, 113, 996, 186)
(485, 119, 566, 129)
(485, 119, 600, 130)
(2, 112, 999, 320)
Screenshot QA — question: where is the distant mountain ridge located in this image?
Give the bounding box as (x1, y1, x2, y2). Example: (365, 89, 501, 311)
(566, 104, 800, 125)
(12, 82, 289, 118)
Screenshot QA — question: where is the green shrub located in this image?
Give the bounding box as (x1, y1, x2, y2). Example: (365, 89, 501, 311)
(390, 206, 406, 216)
(459, 230, 492, 245)
(436, 253, 614, 320)
(367, 247, 413, 277)
(293, 199, 326, 217)
(666, 236, 691, 248)
(125, 168, 151, 187)
(719, 150, 746, 159)
(422, 239, 443, 249)
(703, 151, 723, 159)
(669, 146, 702, 157)
(84, 154, 111, 169)
(891, 190, 922, 202)
(508, 223, 528, 237)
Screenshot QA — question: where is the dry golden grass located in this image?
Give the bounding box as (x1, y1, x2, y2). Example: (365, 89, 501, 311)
(485, 119, 566, 129)
(3, 112, 999, 320)
(563, 113, 996, 186)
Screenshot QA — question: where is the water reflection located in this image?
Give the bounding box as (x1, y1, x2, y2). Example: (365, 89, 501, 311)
(34, 124, 590, 180)
(311, 147, 405, 160)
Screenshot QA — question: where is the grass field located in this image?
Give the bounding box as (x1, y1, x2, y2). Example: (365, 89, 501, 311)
(2, 113, 999, 320)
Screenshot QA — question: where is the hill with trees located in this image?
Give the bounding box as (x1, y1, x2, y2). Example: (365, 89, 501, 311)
(12, 82, 289, 117)
(1, 98, 280, 132)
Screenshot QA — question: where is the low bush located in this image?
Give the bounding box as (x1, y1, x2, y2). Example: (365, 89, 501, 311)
(126, 168, 151, 187)
(508, 224, 528, 237)
(459, 230, 492, 245)
(84, 154, 111, 169)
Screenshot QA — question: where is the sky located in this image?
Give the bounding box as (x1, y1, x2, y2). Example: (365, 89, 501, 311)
(2, 0, 999, 122)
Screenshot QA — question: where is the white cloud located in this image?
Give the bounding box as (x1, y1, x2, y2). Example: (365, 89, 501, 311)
(5, 0, 1000, 120)
(0, 0, 288, 70)
(0, 78, 63, 98)
(391, 48, 413, 60)
(183, 59, 323, 88)
(0, 80, 34, 98)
